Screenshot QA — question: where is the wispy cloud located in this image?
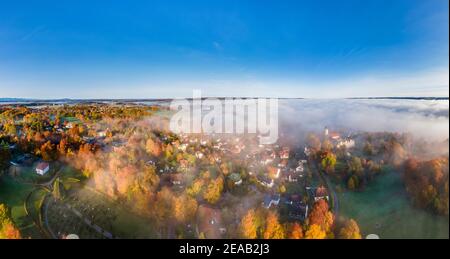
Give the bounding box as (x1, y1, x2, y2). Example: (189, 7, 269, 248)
(19, 25, 46, 42)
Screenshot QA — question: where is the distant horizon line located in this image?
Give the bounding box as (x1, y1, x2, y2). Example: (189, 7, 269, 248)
(1, 96, 449, 102)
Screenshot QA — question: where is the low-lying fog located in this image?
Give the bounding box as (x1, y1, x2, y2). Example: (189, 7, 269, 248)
(279, 99, 449, 144)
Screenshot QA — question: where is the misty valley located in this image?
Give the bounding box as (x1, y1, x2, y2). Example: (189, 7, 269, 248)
(0, 99, 448, 239)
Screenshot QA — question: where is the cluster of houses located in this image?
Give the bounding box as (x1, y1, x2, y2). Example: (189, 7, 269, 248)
(263, 185, 329, 222)
(324, 126, 356, 149)
(9, 153, 51, 177)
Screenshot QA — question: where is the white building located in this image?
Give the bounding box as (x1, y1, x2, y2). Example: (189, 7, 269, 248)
(36, 162, 50, 175)
(337, 139, 356, 149)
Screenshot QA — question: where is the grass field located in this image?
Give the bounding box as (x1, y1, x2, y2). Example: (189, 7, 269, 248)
(338, 170, 449, 239)
(0, 176, 43, 238)
(72, 187, 159, 238)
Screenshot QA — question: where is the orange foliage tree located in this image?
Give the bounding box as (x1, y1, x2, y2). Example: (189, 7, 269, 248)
(338, 219, 362, 239)
(308, 199, 334, 234)
(287, 222, 304, 239)
(304, 224, 326, 239)
(0, 204, 21, 239)
(263, 211, 285, 239)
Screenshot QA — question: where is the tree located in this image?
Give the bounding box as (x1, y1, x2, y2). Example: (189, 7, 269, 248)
(388, 140, 406, 166)
(240, 209, 259, 239)
(348, 156, 364, 176)
(287, 222, 303, 239)
(152, 187, 175, 225)
(40, 140, 56, 161)
(4, 122, 17, 136)
(58, 138, 68, 155)
(308, 199, 334, 233)
(203, 177, 224, 204)
(304, 224, 326, 239)
(363, 142, 374, 156)
(320, 152, 336, 174)
(339, 219, 362, 239)
(0, 204, 21, 239)
(173, 194, 198, 224)
(187, 179, 204, 197)
(0, 142, 12, 173)
(404, 158, 449, 216)
(347, 175, 359, 190)
(146, 137, 162, 157)
(263, 211, 285, 239)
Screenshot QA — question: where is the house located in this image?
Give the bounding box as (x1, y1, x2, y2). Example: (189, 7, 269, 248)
(12, 154, 34, 166)
(314, 186, 329, 202)
(82, 136, 96, 144)
(195, 151, 204, 159)
(145, 160, 156, 166)
(279, 148, 290, 159)
(97, 131, 107, 137)
(336, 138, 356, 149)
(36, 162, 50, 175)
(295, 164, 304, 173)
(170, 173, 184, 186)
(288, 200, 309, 221)
(263, 194, 281, 209)
(286, 195, 309, 221)
(278, 159, 288, 168)
(329, 132, 341, 141)
(284, 171, 299, 182)
(257, 175, 274, 188)
(197, 205, 225, 239)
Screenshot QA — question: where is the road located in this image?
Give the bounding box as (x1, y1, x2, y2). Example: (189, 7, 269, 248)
(308, 159, 340, 216)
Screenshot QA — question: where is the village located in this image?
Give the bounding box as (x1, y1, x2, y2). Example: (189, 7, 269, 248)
(0, 104, 372, 239)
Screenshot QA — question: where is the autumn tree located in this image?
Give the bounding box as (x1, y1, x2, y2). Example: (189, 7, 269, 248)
(3, 122, 16, 136)
(287, 222, 304, 239)
(146, 137, 162, 157)
(388, 141, 406, 166)
(320, 151, 337, 174)
(0, 142, 11, 173)
(40, 140, 56, 161)
(308, 199, 334, 233)
(338, 219, 362, 239)
(173, 194, 198, 224)
(348, 156, 364, 176)
(263, 211, 285, 239)
(203, 176, 224, 204)
(187, 178, 205, 197)
(0, 204, 21, 239)
(115, 165, 137, 196)
(152, 187, 175, 225)
(304, 224, 326, 239)
(347, 175, 359, 190)
(240, 209, 260, 239)
(404, 158, 449, 216)
(58, 138, 68, 155)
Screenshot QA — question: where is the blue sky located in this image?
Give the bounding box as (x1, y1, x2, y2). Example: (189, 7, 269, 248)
(0, 0, 448, 98)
